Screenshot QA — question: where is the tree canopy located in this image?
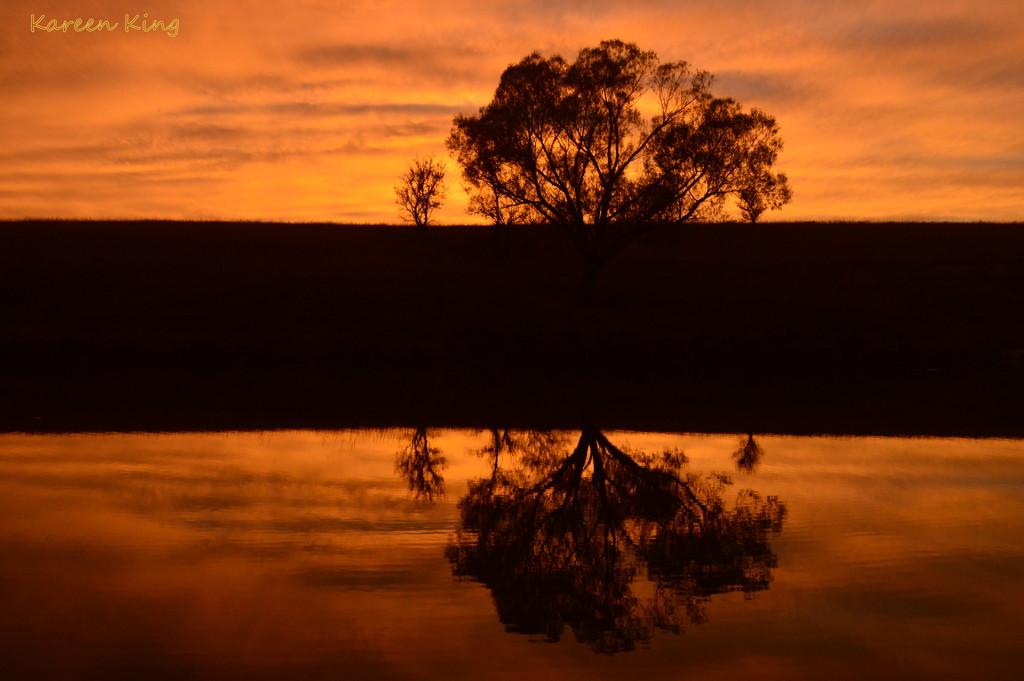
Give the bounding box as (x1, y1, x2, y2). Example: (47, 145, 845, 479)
(448, 40, 792, 292)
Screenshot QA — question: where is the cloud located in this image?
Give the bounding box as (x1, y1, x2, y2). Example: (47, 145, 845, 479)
(1, 0, 1022, 221)
(293, 40, 504, 92)
(297, 42, 484, 67)
(266, 101, 466, 118)
(713, 69, 816, 107)
(837, 16, 1002, 51)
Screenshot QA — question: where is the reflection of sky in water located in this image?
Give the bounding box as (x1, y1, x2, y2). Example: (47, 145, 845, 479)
(0, 430, 1021, 680)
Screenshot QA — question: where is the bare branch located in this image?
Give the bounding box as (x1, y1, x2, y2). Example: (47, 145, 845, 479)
(395, 155, 448, 227)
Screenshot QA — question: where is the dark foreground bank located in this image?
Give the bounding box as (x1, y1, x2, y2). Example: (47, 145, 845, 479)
(1, 220, 1021, 436)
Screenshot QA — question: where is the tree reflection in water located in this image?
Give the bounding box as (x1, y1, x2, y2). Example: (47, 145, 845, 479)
(445, 424, 786, 654)
(733, 433, 765, 473)
(395, 427, 447, 502)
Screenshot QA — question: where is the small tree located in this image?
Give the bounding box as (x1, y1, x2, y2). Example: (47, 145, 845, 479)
(737, 172, 793, 223)
(395, 427, 446, 502)
(394, 155, 448, 227)
(467, 184, 531, 226)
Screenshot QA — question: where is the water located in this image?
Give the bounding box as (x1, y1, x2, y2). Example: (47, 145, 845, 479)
(1, 429, 1021, 680)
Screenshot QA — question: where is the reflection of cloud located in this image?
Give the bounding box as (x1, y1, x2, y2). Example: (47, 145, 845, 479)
(0, 433, 477, 580)
(299, 564, 438, 589)
(1, 430, 1023, 676)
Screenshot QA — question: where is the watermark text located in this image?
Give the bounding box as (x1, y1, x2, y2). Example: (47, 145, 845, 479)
(30, 13, 179, 37)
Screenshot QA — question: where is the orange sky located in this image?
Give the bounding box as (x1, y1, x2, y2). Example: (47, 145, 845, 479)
(2, 0, 1022, 222)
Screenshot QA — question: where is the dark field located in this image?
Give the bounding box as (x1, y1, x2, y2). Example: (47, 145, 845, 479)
(1, 220, 1021, 436)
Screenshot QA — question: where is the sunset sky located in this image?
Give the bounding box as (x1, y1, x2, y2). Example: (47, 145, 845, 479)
(2, 0, 1022, 223)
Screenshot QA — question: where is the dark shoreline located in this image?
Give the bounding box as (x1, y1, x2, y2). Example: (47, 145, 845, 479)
(2, 219, 1021, 437)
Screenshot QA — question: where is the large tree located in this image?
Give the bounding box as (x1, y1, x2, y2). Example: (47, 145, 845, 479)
(448, 40, 791, 297)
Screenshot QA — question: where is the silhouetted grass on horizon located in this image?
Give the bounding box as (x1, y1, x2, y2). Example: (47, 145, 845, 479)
(1, 219, 1021, 434)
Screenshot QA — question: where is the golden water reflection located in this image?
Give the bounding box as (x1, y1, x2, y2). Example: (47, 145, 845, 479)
(0, 429, 1022, 680)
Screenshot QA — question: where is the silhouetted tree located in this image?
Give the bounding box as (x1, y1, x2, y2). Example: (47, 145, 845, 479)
(447, 423, 786, 653)
(468, 185, 532, 226)
(395, 155, 448, 227)
(448, 39, 791, 299)
(395, 427, 446, 502)
(737, 173, 792, 223)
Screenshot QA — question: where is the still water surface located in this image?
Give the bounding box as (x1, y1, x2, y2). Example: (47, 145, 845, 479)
(1, 429, 1021, 680)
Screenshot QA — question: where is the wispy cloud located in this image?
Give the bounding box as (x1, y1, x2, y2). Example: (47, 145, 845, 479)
(1, 0, 1021, 221)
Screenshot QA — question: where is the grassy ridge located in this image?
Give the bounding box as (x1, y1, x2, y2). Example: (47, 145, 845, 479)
(1, 219, 1021, 435)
